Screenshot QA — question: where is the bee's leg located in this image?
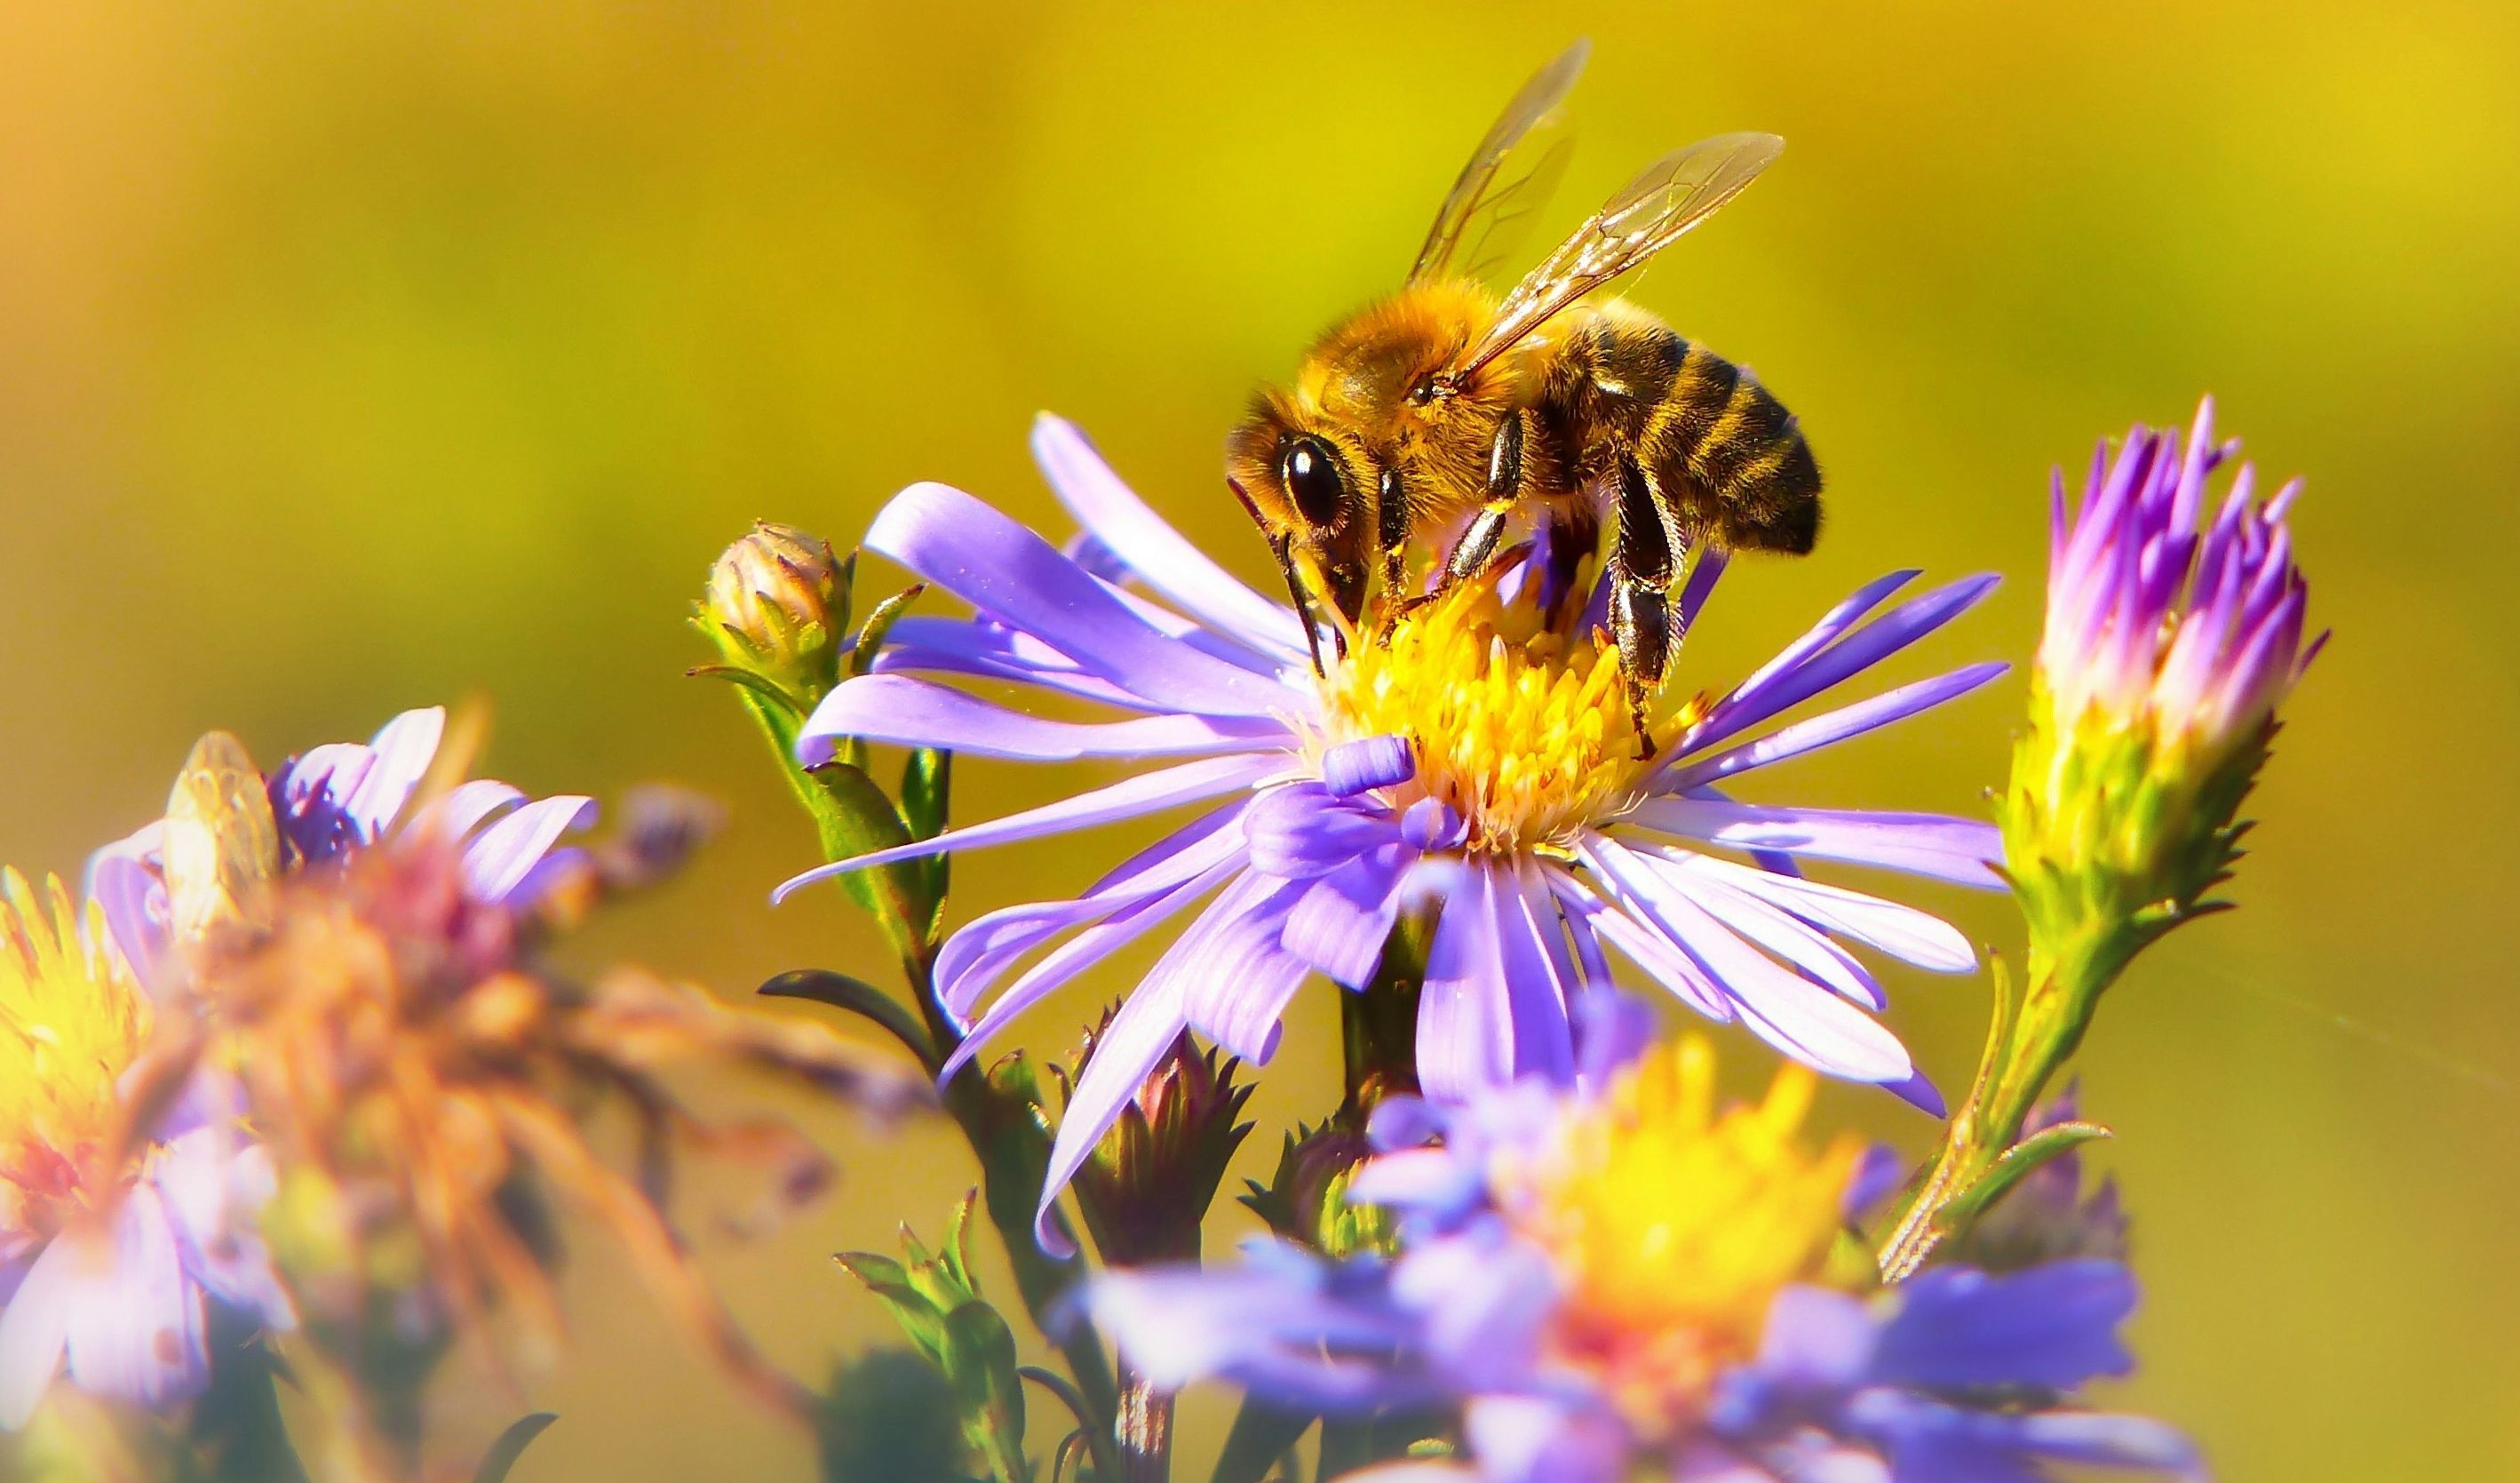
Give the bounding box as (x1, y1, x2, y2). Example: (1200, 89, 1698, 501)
(1391, 414, 1526, 638)
(1270, 532, 1332, 678)
(1607, 450, 1675, 758)
(1374, 466, 1412, 637)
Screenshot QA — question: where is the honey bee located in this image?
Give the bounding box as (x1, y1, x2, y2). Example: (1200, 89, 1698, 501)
(1227, 41, 1821, 739)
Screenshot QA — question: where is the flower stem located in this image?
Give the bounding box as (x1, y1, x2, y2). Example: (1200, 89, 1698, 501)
(1117, 1362, 1175, 1483)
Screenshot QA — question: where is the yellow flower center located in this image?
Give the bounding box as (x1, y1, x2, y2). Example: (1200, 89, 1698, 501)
(1316, 579, 1699, 854)
(1496, 1036, 1862, 1434)
(0, 870, 151, 1243)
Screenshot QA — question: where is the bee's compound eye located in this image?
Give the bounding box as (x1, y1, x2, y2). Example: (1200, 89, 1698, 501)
(1279, 436, 1348, 530)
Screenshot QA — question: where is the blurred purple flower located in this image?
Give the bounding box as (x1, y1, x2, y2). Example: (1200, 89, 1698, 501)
(779, 418, 2007, 1252)
(0, 875, 291, 1428)
(1085, 1003, 2197, 1483)
(87, 706, 596, 993)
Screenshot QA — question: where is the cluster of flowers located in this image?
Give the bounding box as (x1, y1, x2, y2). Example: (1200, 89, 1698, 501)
(0, 708, 918, 1475)
(0, 395, 2312, 1483)
(769, 401, 2309, 1481)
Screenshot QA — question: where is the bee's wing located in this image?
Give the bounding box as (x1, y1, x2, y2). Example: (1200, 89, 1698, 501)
(1408, 40, 1588, 287)
(161, 730, 280, 946)
(1458, 131, 1783, 374)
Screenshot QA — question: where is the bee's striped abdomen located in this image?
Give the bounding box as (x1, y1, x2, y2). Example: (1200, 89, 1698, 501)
(1646, 337, 1822, 554)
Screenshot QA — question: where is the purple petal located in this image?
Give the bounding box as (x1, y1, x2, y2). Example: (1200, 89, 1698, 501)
(461, 795, 598, 905)
(1321, 736, 1415, 797)
(1720, 570, 1920, 710)
(1753, 1285, 1879, 1391)
(85, 839, 171, 997)
(1630, 799, 2003, 889)
(1083, 1240, 1439, 1412)
(0, 1240, 73, 1426)
(1488, 865, 1576, 1087)
(151, 1132, 292, 1329)
(796, 674, 1292, 765)
(60, 1188, 209, 1415)
(1581, 838, 1913, 1084)
(1872, 1261, 2137, 1391)
(941, 857, 1244, 1081)
(342, 707, 446, 838)
(1417, 866, 1573, 1100)
(772, 753, 1278, 904)
(1665, 664, 2008, 793)
(1460, 1391, 1627, 1483)
(1178, 883, 1316, 1064)
(864, 482, 1296, 718)
(1618, 847, 1884, 1009)
(1660, 853, 1975, 973)
(1416, 868, 1513, 1101)
(1688, 575, 1999, 756)
(1244, 784, 1399, 881)
(414, 778, 528, 842)
(874, 616, 1165, 711)
(1031, 415, 1311, 662)
(1551, 874, 1734, 1023)
(934, 803, 1249, 1021)
(1284, 845, 1415, 989)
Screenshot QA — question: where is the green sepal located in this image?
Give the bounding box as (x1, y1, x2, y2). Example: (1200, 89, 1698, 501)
(850, 582, 928, 679)
(902, 747, 952, 937)
(1936, 1120, 2113, 1235)
(469, 1414, 559, 1483)
(761, 969, 939, 1071)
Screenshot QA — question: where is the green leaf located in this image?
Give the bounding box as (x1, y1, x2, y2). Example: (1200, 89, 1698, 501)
(686, 662, 810, 718)
(761, 969, 938, 1069)
(939, 1301, 1029, 1483)
(837, 1251, 955, 1362)
(816, 1349, 966, 1483)
(191, 1334, 311, 1483)
(1936, 1120, 2114, 1234)
(471, 1413, 559, 1483)
(797, 760, 934, 958)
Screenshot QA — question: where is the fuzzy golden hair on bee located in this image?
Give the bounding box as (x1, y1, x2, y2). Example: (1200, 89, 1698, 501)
(1223, 42, 1818, 749)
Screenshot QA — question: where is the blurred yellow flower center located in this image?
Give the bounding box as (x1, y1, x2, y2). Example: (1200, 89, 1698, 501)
(1318, 580, 1697, 854)
(0, 870, 150, 1243)
(1497, 1036, 1861, 1433)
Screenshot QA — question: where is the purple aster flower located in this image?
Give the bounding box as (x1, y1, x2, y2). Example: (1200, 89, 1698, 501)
(87, 706, 596, 993)
(2040, 398, 2316, 757)
(778, 417, 2007, 1251)
(2007, 398, 2320, 918)
(0, 872, 291, 1428)
(1085, 1002, 2198, 1483)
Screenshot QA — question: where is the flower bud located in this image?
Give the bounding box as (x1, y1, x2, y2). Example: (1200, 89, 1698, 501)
(1060, 1020, 1253, 1267)
(696, 522, 853, 703)
(2008, 400, 2319, 978)
(1240, 1121, 1395, 1261)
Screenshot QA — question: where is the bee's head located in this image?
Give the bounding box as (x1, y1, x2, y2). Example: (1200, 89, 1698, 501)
(1227, 391, 1373, 628)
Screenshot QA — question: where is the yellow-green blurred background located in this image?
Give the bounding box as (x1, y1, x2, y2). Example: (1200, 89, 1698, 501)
(4, 2, 2513, 1477)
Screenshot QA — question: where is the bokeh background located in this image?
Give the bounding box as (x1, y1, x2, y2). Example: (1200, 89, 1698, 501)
(3, 2, 2514, 1476)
